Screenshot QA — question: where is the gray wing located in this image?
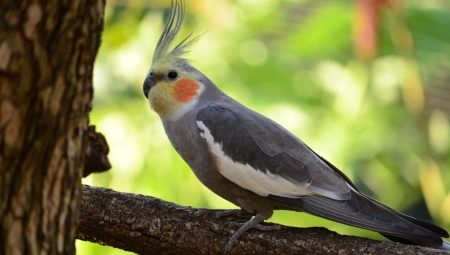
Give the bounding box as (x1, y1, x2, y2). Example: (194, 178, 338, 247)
(196, 104, 351, 200)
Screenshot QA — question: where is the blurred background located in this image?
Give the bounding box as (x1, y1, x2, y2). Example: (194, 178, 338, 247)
(77, 0, 450, 253)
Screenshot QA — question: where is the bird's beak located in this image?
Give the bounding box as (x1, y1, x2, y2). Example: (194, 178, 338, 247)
(143, 77, 156, 99)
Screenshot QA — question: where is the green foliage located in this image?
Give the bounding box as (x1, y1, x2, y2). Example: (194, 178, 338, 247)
(77, 0, 450, 253)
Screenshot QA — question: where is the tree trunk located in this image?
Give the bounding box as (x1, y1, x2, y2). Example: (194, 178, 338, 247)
(0, 1, 105, 254)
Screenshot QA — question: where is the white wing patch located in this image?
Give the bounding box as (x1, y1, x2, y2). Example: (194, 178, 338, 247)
(197, 120, 315, 198)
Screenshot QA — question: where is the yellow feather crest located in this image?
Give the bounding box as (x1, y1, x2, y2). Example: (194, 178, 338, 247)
(152, 0, 197, 64)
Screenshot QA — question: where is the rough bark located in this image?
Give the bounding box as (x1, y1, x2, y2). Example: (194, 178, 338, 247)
(78, 185, 449, 255)
(0, 1, 105, 254)
(83, 126, 111, 177)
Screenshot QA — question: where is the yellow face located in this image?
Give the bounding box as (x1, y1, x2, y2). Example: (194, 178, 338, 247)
(147, 59, 203, 119)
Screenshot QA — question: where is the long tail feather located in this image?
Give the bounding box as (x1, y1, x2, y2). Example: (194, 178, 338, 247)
(274, 190, 448, 248)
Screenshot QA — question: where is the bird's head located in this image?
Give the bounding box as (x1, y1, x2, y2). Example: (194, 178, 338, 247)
(143, 0, 204, 120)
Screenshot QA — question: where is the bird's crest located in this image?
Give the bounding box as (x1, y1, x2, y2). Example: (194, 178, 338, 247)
(152, 0, 197, 64)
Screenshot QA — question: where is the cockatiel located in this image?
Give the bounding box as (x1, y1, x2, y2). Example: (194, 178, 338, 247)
(143, 0, 450, 253)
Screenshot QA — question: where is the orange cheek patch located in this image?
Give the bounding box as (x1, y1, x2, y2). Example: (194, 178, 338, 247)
(174, 79, 200, 103)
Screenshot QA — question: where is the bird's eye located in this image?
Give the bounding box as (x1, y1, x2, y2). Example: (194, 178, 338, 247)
(149, 70, 155, 77)
(167, 70, 178, 80)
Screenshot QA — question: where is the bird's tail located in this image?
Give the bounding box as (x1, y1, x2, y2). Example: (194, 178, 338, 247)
(276, 190, 449, 249)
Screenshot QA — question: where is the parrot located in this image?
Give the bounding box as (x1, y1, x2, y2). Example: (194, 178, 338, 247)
(143, 0, 450, 253)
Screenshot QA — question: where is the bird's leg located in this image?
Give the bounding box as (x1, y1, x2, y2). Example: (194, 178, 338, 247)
(224, 214, 268, 254)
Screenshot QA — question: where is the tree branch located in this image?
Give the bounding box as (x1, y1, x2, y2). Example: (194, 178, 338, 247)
(77, 185, 448, 255)
(83, 126, 111, 177)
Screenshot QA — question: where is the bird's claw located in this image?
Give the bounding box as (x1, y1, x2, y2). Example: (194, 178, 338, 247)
(213, 209, 252, 219)
(223, 224, 280, 254)
(223, 221, 281, 254)
(254, 224, 281, 231)
(223, 238, 235, 255)
(230, 221, 281, 231)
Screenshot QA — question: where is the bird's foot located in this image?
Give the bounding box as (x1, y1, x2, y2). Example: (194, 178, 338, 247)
(224, 236, 238, 255)
(230, 222, 281, 231)
(223, 214, 269, 254)
(224, 224, 280, 255)
(213, 209, 252, 219)
(256, 224, 281, 231)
